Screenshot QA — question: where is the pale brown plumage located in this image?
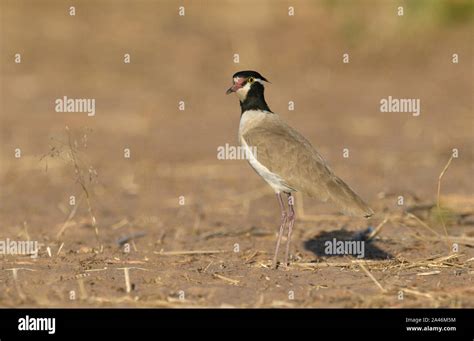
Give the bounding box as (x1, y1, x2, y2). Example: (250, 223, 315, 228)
(229, 70, 373, 268)
(241, 113, 374, 218)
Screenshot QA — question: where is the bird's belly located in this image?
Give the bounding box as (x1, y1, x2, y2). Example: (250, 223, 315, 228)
(240, 137, 293, 193)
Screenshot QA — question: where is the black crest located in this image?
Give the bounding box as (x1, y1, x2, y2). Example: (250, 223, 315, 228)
(232, 70, 272, 114)
(232, 70, 269, 82)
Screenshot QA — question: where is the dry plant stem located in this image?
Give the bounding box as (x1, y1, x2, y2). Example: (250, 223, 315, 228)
(89, 296, 185, 307)
(154, 250, 227, 256)
(406, 213, 440, 237)
(66, 129, 103, 251)
(417, 270, 440, 276)
(85, 268, 108, 272)
(403, 288, 434, 300)
(117, 267, 148, 293)
(358, 262, 387, 293)
(213, 274, 240, 285)
(57, 242, 64, 256)
(121, 268, 132, 293)
(244, 250, 259, 263)
(290, 259, 390, 269)
(6, 268, 36, 301)
(203, 261, 213, 272)
(44, 128, 101, 250)
(405, 155, 454, 249)
(66, 130, 101, 251)
(293, 253, 462, 271)
(367, 217, 389, 240)
(56, 194, 82, 238)
(437, 155, 453, 241)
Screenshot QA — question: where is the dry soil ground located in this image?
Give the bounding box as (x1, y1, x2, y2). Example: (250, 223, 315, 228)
(0, 1, 473, 308)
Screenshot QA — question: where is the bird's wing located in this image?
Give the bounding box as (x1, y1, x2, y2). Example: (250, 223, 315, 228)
(242, 116, 374, 218)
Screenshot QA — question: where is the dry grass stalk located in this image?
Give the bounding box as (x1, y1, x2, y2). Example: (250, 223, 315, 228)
(42, 127, 102, 250)
(270, 300, 295, 308)
(293, 252, 464, 273)
(84, 267, 108, 272)
(203, 261, 213, 272)
(213, 273, 240, 286)
(56, 194, 82, 238)
(56, 242, 64, 256)
(367, 217, 389, 240)
(6, 268, 36, 301)
(154, 250, 228, 256)
(111, 218, 130, 230)
(292, 259, 391, 269)
(357, 262, 387, 293)
(402, 288, 435, 300)
(437, 155, 454, 239)
(244, 250, 259, 264)
(417, 270, 440, 276)
(88, 296, 186, 307)
(117, 267, 149, 293)
(406, 213, 440, 237)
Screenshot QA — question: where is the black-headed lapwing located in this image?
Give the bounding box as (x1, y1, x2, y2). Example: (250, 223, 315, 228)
(226, 70, 374, 269)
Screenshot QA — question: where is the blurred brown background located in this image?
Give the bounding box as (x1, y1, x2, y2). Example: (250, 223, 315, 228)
(0, 0, 473, 307)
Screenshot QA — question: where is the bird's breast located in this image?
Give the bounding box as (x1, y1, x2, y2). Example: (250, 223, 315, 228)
(238, 111, 293, 194)
(238, 110, 270, 136)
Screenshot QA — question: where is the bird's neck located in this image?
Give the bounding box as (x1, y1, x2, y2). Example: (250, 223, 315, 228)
(240, 84, 272, 114)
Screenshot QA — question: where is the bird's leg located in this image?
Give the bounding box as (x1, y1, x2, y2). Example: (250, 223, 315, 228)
(284, 193, 295, 267)
(272, 193, 287, 269)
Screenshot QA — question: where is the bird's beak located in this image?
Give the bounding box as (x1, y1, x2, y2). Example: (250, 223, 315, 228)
(226, 83, 241, 95)
(226, 78, 244, 95)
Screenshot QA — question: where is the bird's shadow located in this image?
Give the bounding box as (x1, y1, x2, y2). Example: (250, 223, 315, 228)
(303, 227, 392, 260)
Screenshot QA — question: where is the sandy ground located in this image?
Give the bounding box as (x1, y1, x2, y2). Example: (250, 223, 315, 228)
(0, 1, 473, 308)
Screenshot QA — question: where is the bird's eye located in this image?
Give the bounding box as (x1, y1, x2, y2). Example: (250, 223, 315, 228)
(248, 77, 255, 83)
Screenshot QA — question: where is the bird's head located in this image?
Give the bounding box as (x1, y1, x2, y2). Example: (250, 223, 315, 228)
(226, 70, 269, 102)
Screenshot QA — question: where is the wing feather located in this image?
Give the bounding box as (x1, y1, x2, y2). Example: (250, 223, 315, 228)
(242, 116, 374, 217)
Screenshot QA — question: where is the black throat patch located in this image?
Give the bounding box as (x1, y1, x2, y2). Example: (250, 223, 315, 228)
(240, 82, 272, 114)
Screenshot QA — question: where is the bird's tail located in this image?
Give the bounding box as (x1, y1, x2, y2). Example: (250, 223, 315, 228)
(326, 175, 374, 218)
